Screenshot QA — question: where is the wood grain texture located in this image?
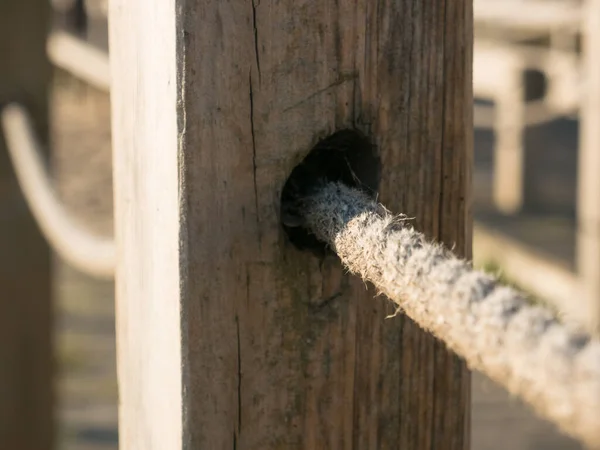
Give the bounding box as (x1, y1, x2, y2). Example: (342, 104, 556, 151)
(110, 0, 472, 448)
(0, 1, 53, 449)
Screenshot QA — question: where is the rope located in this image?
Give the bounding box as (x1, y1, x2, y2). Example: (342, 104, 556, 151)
(47, 31, 110, 92)
(301, 181, 600, 449)
(1, 103, 115, 279)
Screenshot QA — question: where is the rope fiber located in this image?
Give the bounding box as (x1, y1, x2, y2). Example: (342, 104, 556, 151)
(300, 181, 600, 449)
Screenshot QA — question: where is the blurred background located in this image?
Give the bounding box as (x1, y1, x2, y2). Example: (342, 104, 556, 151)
(0, 0, 594, 448)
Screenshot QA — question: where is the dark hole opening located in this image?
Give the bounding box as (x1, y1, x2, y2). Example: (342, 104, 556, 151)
(280, 129, 381, 254)
(524, 69, 547, 102)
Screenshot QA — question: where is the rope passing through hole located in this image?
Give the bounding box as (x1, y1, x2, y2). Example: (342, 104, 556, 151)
(298, 181, 600, 449)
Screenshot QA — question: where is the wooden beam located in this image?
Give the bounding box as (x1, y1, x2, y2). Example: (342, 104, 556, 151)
(473, 40, 582, 214)
(0, 1, 53, 449)
(474, 0, 581, 33)
(473, 41, 581, 112)
(473, 41, 524, 98)
(576, 0, 600, 330)
(109, 0, 472, 448)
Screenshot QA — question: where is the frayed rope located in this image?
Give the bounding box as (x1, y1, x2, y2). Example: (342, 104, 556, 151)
(301, 182, 600, 449)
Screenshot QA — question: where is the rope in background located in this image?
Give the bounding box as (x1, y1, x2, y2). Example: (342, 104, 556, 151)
(1, 103, 115, 278)
(301, 181, 600, 449)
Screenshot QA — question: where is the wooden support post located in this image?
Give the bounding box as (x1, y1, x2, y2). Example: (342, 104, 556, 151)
(577, 0, 600, 330)
(110, 0, 472, 448)
(493, 71, 525, 214)
(472, 42, 525, 214)
(0, 1, 53, 449)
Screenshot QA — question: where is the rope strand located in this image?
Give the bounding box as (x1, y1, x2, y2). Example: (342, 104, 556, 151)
(302, 181, 600, 449)
(1, 103, 115, 278)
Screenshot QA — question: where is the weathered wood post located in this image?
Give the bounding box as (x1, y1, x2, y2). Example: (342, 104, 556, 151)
(109, 0, 472, 448)
(577, 0, 600, 330)
(0, 1, 53, 449)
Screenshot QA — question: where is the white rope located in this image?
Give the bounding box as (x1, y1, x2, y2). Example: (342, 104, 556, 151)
(47, 30, 110, 92)
(302, 181, 600, 449)
(1, 103, 115, 279)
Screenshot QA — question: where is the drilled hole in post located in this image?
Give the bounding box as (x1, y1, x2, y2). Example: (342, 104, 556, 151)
(280, 129, 381, 254)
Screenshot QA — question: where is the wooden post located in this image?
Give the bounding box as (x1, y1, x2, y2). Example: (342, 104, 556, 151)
(577, 0, 600, 330)
(493, 70, 525, 214)
(0, 1, 53, 449)
(109, 0, 472, 448)
(472, 42, 525, 214)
